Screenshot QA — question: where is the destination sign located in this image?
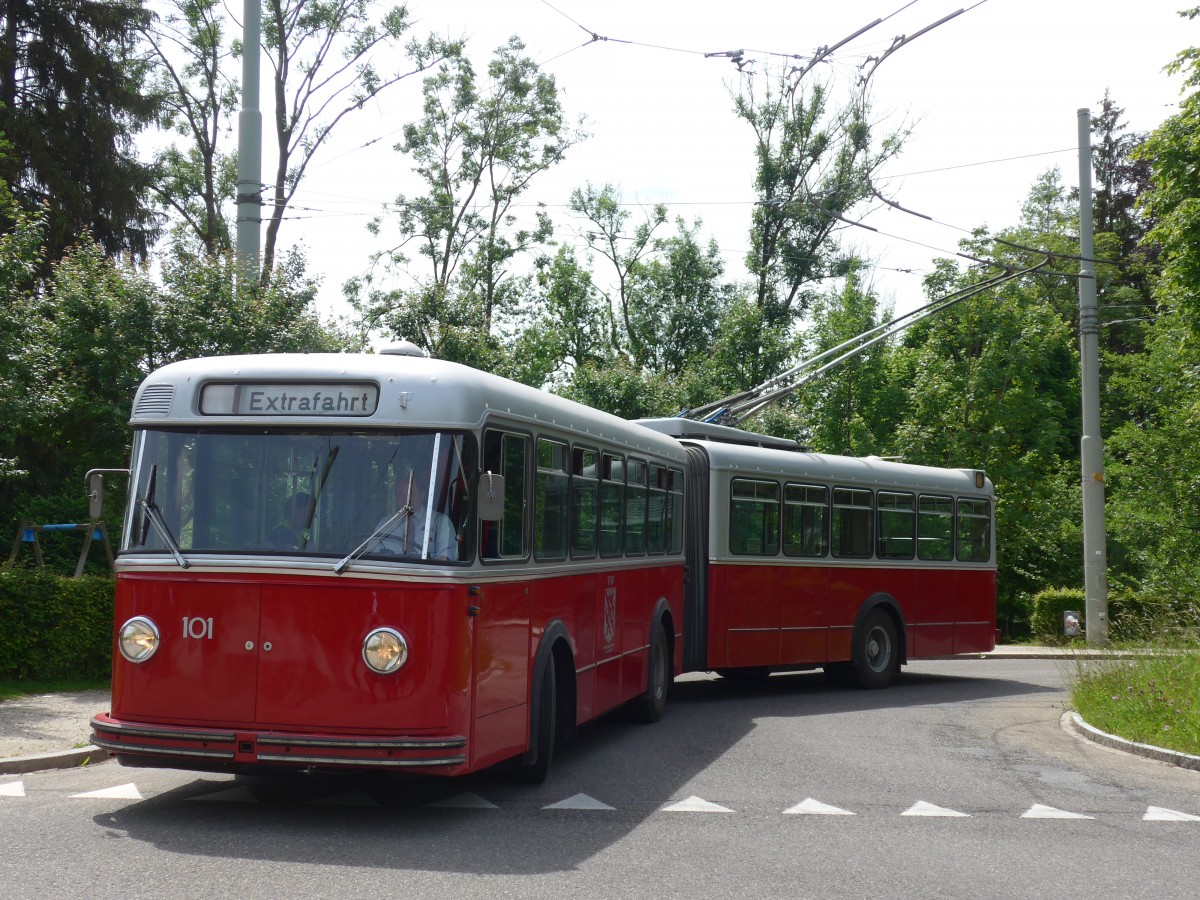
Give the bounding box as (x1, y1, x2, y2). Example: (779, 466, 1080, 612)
(199, 382, 379, 417)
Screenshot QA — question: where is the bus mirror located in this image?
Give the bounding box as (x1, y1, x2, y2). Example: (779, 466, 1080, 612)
(476, 472, 506, 521)
(85, 468, 129, 520)
(88, 472, 106, 519)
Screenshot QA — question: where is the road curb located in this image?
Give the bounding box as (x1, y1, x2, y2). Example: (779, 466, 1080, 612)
(1064, 711, 1200, 772)
(0, 747, 104, 775)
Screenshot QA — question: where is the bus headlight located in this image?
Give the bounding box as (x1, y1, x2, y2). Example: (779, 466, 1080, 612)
(362, 628, 408, 674)
(118, 616, 160, 663)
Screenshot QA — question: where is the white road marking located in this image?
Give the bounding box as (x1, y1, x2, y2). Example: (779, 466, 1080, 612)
(784, 798, 854, 816)
(902, 801, 970, 817)
(1021, 803, 1094, 819)
(0, 780, 25, 797)
(544, 793, 616, 810)
(662, 795, 733, 812)
(427, 792, 497, 809)
(71, 783, 142, 800)
(1144, 806, 1200, 822)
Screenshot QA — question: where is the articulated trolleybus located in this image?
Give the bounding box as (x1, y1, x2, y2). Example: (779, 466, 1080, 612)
(91, 347, 996, 780)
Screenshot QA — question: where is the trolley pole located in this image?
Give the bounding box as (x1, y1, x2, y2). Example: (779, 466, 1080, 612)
(235, 0, 262, 279)
(1077, 107, 1109, 645)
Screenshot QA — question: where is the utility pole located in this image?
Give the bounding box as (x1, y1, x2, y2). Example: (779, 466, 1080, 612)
(235, 0, 262, 278)
(1077, 107, 1109, 645)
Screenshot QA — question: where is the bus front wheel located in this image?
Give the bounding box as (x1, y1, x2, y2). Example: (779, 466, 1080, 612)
(513, 659, 557, 783)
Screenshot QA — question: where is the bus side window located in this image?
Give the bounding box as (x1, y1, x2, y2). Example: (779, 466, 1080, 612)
(625, 458, 648, 555)
(831, 487, 873, 559)
(481, 430, 529, 560)
(730, 479, 780, 555)
(957, 497, 991, 562)
(599, 454, 623, 557)
(571, 447, 599, 558)
(535, 437, 568, 560)
(783, 483, 827, 557)
(917, 495, 954, 561)
(877, 491, 915, 559)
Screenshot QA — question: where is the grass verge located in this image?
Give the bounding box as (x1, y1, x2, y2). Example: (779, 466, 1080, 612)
(0, 678, 110, 703)
(1071, 651, 1200, 757)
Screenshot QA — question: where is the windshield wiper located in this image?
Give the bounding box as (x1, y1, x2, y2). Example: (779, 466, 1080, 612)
(333, 507, 411, 575)
(137, 464, 189, 569)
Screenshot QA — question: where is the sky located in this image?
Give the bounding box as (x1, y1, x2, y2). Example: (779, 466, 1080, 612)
(267, 0, 1194, 325)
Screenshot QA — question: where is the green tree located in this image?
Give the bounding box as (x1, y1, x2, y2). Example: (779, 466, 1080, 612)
(1135, 10, 1200, 339)
(0, 0, 163, 263)
(1105, 311, 1200, 599)
(625, 217, 728, 376)
(791, 270, 897, 455)
(735, 72, 904, 384)
(568, 182, 666, 364)
(141, 0, 239, 253)
(259, 0, 451, 282)
(357, 36, 581, 357)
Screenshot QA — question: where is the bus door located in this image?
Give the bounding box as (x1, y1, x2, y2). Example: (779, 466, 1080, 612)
(471, 431, 531, 764)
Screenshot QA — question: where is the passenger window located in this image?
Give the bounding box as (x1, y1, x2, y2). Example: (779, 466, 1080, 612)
(918, 495, 954, 561)
(667, 467, 685, 554)
(599, 454, 623, 557)
(625, 458, 648, 555)
(783, 484, 827, 557)
(730, 479, 780, 555)
(957, 497, 991, 562)
(831, 488, 873, 559)
(571, 447, 599, 558)
(877, 492, 915, 559)
(535, 438, 568, 560)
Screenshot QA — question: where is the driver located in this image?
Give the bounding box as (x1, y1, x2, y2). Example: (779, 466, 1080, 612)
(375, 469, 457, 560)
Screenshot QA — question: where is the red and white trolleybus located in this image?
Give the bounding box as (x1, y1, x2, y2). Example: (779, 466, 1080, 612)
(91, 347, 995, 780)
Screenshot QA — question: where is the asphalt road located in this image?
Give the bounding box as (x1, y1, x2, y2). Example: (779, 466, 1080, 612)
(3, 658, 1199, 899)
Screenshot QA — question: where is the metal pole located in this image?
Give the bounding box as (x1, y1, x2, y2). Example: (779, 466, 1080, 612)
(1077, 107, 1109, 645)
(236, 0, 262, 278)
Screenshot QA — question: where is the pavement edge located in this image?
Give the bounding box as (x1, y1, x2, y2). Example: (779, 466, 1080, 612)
(1064, 711, 1200, 772)
(0, 747, 103, 776)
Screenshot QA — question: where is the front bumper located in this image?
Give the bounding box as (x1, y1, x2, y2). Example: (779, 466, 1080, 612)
(90, 713, 468, 773)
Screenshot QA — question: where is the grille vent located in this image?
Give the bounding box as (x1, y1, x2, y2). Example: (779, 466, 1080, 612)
(133, 384, 175, 418)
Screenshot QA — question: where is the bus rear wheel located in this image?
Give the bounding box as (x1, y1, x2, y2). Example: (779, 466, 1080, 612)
(628, 625, 669, 723)
(850, 608, 899, 689)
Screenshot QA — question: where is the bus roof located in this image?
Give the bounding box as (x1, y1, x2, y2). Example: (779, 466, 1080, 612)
(129, 352, 687, 461)
(680, 435, 992, 496)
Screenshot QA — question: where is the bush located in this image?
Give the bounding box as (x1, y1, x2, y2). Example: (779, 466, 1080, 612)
(0, 569, 114, 679)
(1030, 587, 1086, 644)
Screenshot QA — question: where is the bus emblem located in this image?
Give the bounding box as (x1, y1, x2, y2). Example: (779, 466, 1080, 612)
(603, 579, 617, 650)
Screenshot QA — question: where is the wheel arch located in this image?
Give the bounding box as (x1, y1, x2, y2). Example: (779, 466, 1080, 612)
(521, 620, 576, 765)
(647, 595, 676, 674)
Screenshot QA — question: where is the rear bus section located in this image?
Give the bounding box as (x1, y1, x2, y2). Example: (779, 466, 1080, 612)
(638, 418, 997, 689)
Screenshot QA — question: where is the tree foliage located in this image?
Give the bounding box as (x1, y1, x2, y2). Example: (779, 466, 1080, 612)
(259, 0, 452, 281)
(0, 0, 164, 263)
(141, 0, 240, 254)
(354, 36, 580, 357)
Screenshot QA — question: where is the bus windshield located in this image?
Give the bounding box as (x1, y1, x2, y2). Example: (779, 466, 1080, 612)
(123, 429, 476, 564)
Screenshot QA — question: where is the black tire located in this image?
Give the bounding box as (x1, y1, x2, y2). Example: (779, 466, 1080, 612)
(512, 658, 556, 783)
(850, 608, 899, 689)
(628, 625, 670, 723)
